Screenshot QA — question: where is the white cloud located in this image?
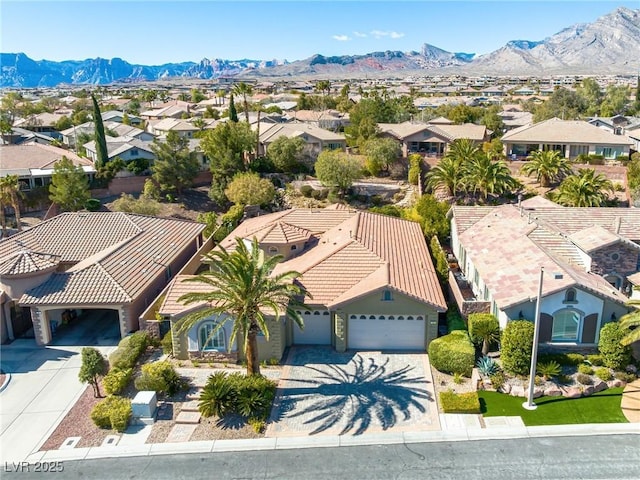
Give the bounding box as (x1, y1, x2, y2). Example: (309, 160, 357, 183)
(353, 31, 367, 38)
(332, 34, 351, 41)
(370, 30, 405, 39)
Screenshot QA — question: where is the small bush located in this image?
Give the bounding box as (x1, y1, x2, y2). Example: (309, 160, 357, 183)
(161, 332, 173, 356)
(91, 396, 132, 432)
(85, 198, 101, 211)
(440, 391, 481, 414)
(565, 353, 585, 366)
(537, 361, 561, 379)
(103, 368, 133, 395)
(556, 374, 572, 385)
(446, 306, 467, 333)
(489, 371, 506, 390)
(538, 353, 584, 366)
(598, 322, 632, 370)
(311, 188, 328, 200)
(595, 367, 612, 382)
(453, 372, 465, 385)
(300, 185, 313, 197)
(248, 417, 266, 434)
(500, 320, 534, 376)
(109, 331, 150, 370)
(578, 364, 594, 375)
(428, 331, 475, 377)
(468, 313, 500, 355)
(586, 354, 604, 366)
(614, 371, 636, 383)
(576, 373, 593, 385)
(134, 361, 183, 396)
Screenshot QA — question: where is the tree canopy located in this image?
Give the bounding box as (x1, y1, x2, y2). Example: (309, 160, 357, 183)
(224, 172, 275, 206)
(314, 150, 362, 196)
(49, 156, 90, 211)
(267, 136, 307, 173)
(150, 131, 200, 195)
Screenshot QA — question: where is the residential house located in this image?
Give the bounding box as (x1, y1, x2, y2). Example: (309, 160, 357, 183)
(61, 121, 154, 148)
(149, 118, 200, 139)
(0, 127, 56, 146)
(0, 212, 205, 345)
(150, 206, 446, 362)
(83, 137, 155, 165)
(498, 110, 533, 132)
(287, 110, 350, 132)
(448, 197, 639, 347)
(257, 123, 346, 159)
(0, 144, 95, 191)
(101, 110, 143, 126)
(139, 102, 192, 120)
(501, 117, 634, 160)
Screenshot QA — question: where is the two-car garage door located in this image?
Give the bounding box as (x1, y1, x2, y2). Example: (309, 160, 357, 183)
(348, 314, 425, 350)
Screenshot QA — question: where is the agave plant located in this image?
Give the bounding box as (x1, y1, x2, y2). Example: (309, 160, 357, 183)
(476, 356, 499, 376)
(537, 360, 561, 380)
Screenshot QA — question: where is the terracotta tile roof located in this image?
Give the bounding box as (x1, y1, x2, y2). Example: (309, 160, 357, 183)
(450, 206, 495, 234)
(628, 271, 640, 285)
(527, 226, 585, 268)
(0, 250, 59, 276)
(160, 274, 212, 316)
(528, 208, 640, 241)
(569, 225, 626, 253)
(251, 221, 313, 244)
(432, 124, 488, 142)
(7, 213, 204, 307)
(0, 144, 92, 173)
(501, 117, 634, 145)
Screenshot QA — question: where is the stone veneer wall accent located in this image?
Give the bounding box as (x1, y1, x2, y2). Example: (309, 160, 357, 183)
(589, 244, 638, 278)
(334, 310, 346, 352)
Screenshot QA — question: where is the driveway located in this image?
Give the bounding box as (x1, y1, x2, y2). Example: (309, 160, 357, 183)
(0, 311, 119, 462)
(266, 347, 440, 437)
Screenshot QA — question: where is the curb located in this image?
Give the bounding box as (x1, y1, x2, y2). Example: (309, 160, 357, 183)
(0, 371, 11, 394)
(22, 423, 640, 464)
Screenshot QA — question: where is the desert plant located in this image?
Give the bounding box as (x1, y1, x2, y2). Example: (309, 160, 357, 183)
(109, 331, 150, 370)
(161, 332, 173, 356)
(500, 320, 534, 376)
(595, 367, 613, 382)
(578, 364, 594, 375)
(556, 374, 572, 385)
(476, 356, 500, 376)
(598, 322, 632, 370)
(537, 360, 561, 380)
(468, 313, 500, 355)
(90, 396, 132, 432)
(134, 361, 183, 396)
(576, 373, 593, 385)
(299, 185, 313, 197)
(199, 372, 236, 417)
(614, 371, 636, 383)
(248, 417, 266, 434)
(453, 372, 465, 385)
(102, 368, 133, 396)
(428, 330, 475, 377)
(586, 354, 604, 366)
(489, 371, 506, 390)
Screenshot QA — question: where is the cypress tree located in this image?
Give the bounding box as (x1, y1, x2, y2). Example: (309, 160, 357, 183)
(228, 93, 238, 123)
(92, 94, 108, 169)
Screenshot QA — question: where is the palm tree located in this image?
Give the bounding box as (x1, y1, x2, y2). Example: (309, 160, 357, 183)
(555, 168, 614, 207)
(425, 139, 479, 197)
(463, 154, 520, 202)
(520, 149, 573, 187)
(0, 174, 23, 236)
(232, 82, 253, 123)
(620, 296, 640, 346)
(175, 237, 310, 376)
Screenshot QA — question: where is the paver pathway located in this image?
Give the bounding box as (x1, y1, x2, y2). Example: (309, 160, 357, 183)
(621, 378, 640, 423)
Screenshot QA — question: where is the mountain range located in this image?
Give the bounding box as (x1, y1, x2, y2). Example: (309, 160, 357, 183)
(1, 7, 638, 88)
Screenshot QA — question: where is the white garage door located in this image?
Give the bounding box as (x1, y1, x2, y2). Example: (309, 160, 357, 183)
(348, 314, 426, 350)
(293, 310, 332, 345)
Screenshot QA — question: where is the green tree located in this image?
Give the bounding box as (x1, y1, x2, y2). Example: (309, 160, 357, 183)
(362, 137, 400, 176)
(175, 237, 309, 376)
(468, 313, 500, 356)
(500, 320, 534, 376)
(190, 88, 206, 103)
(49, 156, 90, 211)
(600, 85, 631, 117)
(533, 87, 586, 122)
(598, 322, 632, 370)
(224, 172, 275, 206)
(91, 94, 108, 169)
(576, 78, 604, 116)
(520, 149, 573, 187)
(232, 82, 253, 122)
(196, 211, 218, 238)
(78, 347, 107, 398)
(425, 139, 480, 197)
(121, 113, 131, 125)
(619, 298, 640, 347)
(405, 194, 450, 241)
(463, 154, 520, 202)
(267, 136, 306, 173)
(54, 115, 73, 131)
(228, 94, 239, 122)
(314, 150, 362, 196)
(408, 153, 422, 186)
(482, 138, 505, 161)
(0, 175, 24, 235)
(555, 168, 614, 207)
(201, 121, 255, 203)
(150, 131, 200, 195)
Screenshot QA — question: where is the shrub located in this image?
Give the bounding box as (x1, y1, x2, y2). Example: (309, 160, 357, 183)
(489, 371, 506, 390)
(598, 322, 632, 370)
(248, 417, 266, 434)
(91, 396, 132, 432)
(299, 185, 313, 198)
(586, 354, 604, 366)
(103, 368, 133, 395)
(565, 353, 585, 366)
(576, 373, 593, 385)
(446, 305, 467, 333)
(537, 353, 584, 367)
(453, 372, 465, 385)
(595, 367, 612, 382)
(468, 313, 500, 355)
(556, 374, 572, 385)
(578, 364, 594, 375)
(78, 347, 108, 398)
(537, 360, 561, 379)
(476, 356, 500, 376)
(109, 331, 150, 370)
(310, 188, 328, 200)
(85, 198, 101, 211)
(134, 361, 183, 396)
(500, 320, 534, 376)
(440, 391, 481, 414)
(161, 332, 174, 356)
(428, 331, 475, 377)
(614, 371, 636, 383)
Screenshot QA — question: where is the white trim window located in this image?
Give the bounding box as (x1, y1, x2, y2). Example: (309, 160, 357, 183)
(552, 309, 581, 342)
(199, 322, 225, 351)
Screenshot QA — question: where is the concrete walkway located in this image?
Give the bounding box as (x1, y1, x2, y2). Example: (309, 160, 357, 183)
(622, 379, 640, 423)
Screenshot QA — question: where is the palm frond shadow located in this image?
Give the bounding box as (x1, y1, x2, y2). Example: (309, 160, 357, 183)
(278, 354, 432, 435)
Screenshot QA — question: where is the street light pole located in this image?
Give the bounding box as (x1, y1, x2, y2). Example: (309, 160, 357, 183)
(523, 266, 544, 410)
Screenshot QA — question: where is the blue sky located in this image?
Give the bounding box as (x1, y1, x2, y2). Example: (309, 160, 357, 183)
(1, 1, 638, 64)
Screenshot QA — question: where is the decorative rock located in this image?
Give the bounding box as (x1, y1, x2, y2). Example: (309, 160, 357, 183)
(533, 387, 545, 398)
(564, 387, 582, 398)
(608, 379, 624, 388)
(499, 383, 511, 394)
(592, 379, 608, 393)
(544, 386, 563, 397)
(581, 385, 595, 397)
(510, 385, 525, 397)
(625, 364, 637, 374)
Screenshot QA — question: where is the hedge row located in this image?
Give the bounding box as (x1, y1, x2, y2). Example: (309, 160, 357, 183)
(108, 331, 150, 370)
(428, 330, 475, 377)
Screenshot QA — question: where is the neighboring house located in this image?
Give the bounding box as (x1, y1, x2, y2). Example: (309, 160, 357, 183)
(448, 197, 639, 347)
(150, 118, 200, 139)
(287, 110, 350, 131)
(61, 121, 154, 148)
(588, 115, 640, 136)
(258, 123, 346, 158)
(140, 102, 192, 120)
(150, 206, 446, 362)
(501, 117, 634, 160)
(0, 127, 56, 146)
(0, 212, 205, 345)
(12, 113, 64, 137)
(498, 110, 533, 132)
(83, 136, 155, 165)
(187, 138, 210, 171)
(378, 121, 489, 157)
(101, 110, 143, 126)
(0, 144, 95, 191)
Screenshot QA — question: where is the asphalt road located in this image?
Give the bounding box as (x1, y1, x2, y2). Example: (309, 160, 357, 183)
(4, 434, 639, 480)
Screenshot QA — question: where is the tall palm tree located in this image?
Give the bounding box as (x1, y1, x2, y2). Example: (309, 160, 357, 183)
(555, 168, 614, 207)
(175, 237, 310, 376)
(620, 296, 640, 347)
(425, 138, 480, 197)
(520, 149, 573, 187)
(463, 154, 520, 202)
(232, 82, 253, 123)
(0, 174, 23, 236)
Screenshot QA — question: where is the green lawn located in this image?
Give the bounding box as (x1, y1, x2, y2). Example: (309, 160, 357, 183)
(478, 388, 627, 426)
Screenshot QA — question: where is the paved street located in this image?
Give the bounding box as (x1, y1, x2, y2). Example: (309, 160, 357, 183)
(7, 434, 639, 480)
(266, 347, 439, 437)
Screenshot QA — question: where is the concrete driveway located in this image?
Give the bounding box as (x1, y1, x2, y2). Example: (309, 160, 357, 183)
(0, 311, 119, 462)
(266, 347, 440, 437)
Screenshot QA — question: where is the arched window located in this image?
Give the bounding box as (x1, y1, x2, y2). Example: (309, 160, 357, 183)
(564, 288, 577, 303)
(199, 322, 225, 351)
(382, 290, 394, 301)
(268, 246, 279, 254)
(552, 309, 581, 342)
